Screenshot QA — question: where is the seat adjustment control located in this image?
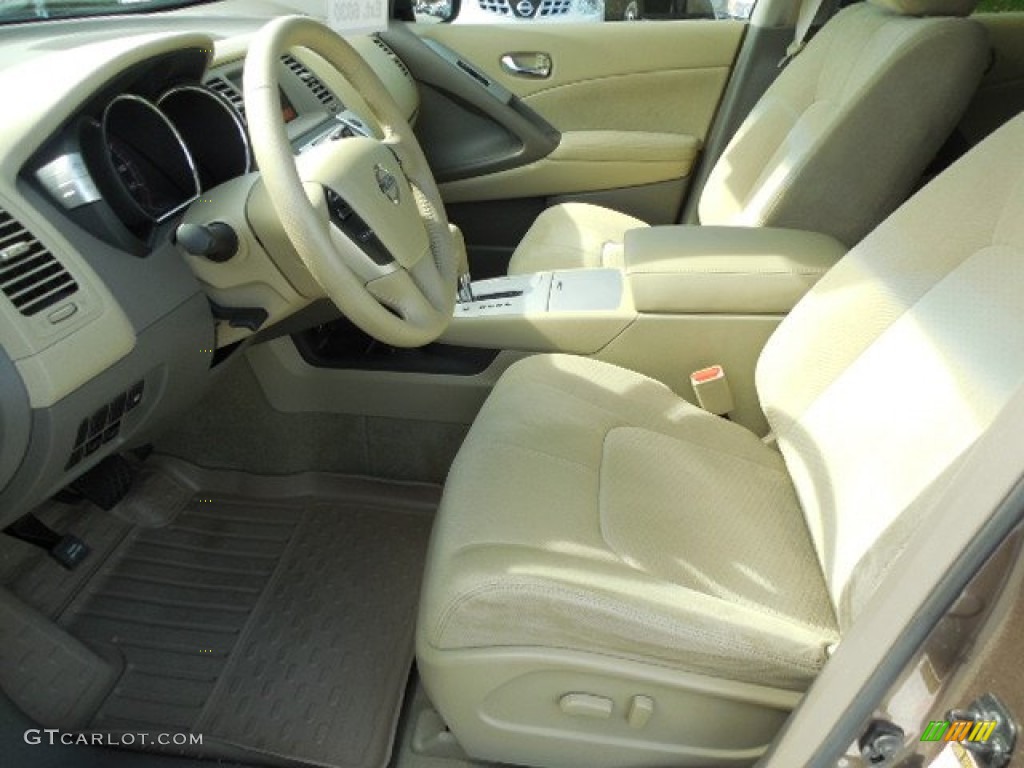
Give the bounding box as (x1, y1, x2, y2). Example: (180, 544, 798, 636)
(627, 695, 654, 729)
(559, 693, 612, 719)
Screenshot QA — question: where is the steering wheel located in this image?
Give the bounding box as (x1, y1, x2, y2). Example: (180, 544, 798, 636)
(243, 16, 458, 347)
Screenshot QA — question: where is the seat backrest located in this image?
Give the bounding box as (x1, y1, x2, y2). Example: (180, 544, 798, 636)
(698, 0, 988, 247)
(755, 113, 1024, 630)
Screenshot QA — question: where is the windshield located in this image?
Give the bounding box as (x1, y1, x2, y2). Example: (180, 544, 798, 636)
(0, 0, 217, 25)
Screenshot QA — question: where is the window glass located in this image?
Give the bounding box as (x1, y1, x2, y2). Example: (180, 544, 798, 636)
(412, 0, 756, 24)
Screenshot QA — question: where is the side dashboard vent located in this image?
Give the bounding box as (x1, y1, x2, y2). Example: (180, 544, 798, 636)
(281, 54, 338, 110)
(0, 207, 78, 317)
(208, 76, 246, 120)
(372, 37, 413, 83)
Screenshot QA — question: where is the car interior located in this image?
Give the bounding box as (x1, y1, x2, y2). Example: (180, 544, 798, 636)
(1, 0, 1024, 767)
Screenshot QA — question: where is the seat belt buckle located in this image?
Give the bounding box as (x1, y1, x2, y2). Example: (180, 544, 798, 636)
(690, 365, 735, 416)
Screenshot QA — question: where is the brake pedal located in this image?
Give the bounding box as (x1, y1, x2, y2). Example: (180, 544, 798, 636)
(68, 455, 136, 511)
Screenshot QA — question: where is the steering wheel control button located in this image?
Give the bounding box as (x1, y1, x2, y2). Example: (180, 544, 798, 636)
(558, 693, 613, 719)
(324, 189, 395, 267)
(326, 189, 353, 221)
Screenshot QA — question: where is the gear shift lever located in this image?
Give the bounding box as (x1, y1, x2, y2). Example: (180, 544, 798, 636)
(458, 272, 474, 304)
(451, 224, 475, 303)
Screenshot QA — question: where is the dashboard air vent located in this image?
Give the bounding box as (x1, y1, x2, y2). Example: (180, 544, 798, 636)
(372, 37, 413, 82)
(0, 207, 78, 317)
(208, 77, 246, 120)
(281, 54, 338, 110)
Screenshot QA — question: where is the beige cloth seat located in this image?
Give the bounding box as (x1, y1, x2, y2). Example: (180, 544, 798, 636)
(507, 0, 988, 275)
(418, 113, 1024, 768)
(420, 354, 838, 690)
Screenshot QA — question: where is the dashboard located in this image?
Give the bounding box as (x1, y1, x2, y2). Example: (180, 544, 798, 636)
(0, 12, 420, 524)
(29, 46, 387, 254)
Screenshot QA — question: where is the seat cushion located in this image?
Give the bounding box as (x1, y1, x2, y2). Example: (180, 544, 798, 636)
(419, 354, 838, 690)
(507, 203, 647, 275)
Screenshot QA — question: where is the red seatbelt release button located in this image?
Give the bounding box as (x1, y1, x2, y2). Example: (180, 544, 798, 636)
(690, 365, 734, 416)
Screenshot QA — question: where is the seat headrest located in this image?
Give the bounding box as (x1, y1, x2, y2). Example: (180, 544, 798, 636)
(869, 0, 978, 16)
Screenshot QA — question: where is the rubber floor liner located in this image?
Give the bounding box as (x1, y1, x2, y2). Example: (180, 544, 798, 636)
(58, 459, 439, 768)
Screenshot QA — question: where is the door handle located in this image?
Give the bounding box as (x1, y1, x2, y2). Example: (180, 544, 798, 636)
(500, 52, 552, 79)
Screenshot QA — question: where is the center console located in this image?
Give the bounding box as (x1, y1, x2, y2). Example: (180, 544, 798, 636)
(442, 268, 633, 354)
(623, 226, 847, 314)
(442, 224, 847, 432)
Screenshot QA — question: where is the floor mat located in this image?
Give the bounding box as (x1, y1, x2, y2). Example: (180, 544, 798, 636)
(53, 459, 439, 768)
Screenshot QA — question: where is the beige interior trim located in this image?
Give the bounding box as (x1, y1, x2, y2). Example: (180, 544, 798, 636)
(212, 34, 419, 125)
(444, 292, 778, 434)
(521, 67, 734, 136)
(246, 300, 780, 435)
(417, 643, 800, 768)
(0, 189, 136, 408)
(439, 132, 697, 203)
(869, 0, 978, 17)
(554, 131, 699, 164)
(179, 174, 318, 349)
(421, 21, 741, 203)
(441, 307, 636, 355)
(12, 311, 135, 409)
(297, 38, 420, 127)
(593, 314, 779, 434)
(246, 337, 525, 424)
(0, 33, 215, 407)
(763, 377, 1024, 767)
(624, 226, 847, 314)
(416, 20, 743, 99)
(244, 16, 457, 348)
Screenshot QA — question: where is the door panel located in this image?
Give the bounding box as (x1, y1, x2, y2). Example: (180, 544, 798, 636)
(415, 21, 743, 204)
(404, 20, 744, 273)
(438, 129, 699, 202)
(418, 21, 743, 135)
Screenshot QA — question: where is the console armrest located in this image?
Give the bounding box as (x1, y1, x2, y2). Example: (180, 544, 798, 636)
(625, 226, 847, 314)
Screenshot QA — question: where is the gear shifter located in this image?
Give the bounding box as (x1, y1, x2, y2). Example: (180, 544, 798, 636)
(458, 272, 475, 304)
(451, 224, 475, 304)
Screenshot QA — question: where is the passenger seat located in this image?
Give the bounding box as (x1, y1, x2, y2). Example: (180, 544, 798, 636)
(507, 0, 989, 275)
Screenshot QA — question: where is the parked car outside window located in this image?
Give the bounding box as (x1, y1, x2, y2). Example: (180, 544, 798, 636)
(415, 0, 755, 23)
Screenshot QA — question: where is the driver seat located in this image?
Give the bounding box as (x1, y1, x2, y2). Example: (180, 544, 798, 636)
(417, 112, 1024, 768)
